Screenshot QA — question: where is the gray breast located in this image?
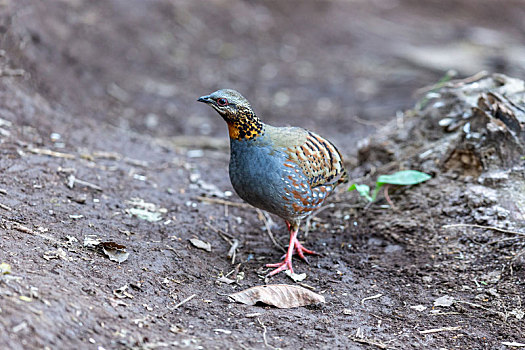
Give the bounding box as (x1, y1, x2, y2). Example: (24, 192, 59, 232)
(229, 137, 295, 219)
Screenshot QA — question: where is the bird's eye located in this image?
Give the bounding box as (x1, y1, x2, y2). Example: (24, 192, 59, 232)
(217, 98, 228, 106)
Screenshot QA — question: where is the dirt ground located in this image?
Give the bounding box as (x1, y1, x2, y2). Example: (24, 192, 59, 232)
(0, 0, 524, 349)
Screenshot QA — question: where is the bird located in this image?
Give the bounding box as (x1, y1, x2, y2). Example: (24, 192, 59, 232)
(198, 89, 348, 276)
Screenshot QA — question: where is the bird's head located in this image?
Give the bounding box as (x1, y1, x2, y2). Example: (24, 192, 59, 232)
(197, 89, 251, 119)
(198, 89, 263, 140)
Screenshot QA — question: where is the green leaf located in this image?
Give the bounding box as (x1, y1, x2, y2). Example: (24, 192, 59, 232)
(372, 170, 431, 201)
(376, 170, 431, 186)
(348, 183, 373, 202)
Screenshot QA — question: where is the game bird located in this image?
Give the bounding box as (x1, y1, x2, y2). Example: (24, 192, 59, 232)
(198, 89, 348, 276)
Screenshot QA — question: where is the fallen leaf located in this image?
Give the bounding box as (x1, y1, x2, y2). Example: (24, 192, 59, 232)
(217, 276, 236, 284)
(189, 238, 211, 252)
(127, 208, 162, 222)
(125, 198, 165, 222)
(229, 284, 325, 308)
(65, 235, 79, 244)
(101, 242, 129, 263)
(213, 329, 232, 334)
(410, 305, 428, 312)
(285, 270, 307, 282)
(69, 214, 84, 220)
(113, 285, 133, 299)
(502, 341, 525, 347)
(0, 263, 11, 274)
(509, 309, 524, 320)
(83, 235, 101, 248)
(434, 295, 454, 307)
(43, 248, 69, 261)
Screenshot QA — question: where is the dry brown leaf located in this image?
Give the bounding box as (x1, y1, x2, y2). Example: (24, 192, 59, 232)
(189, 238, 211, 252)
(229, 284, 325, 309)
(101, 241, 129, 263)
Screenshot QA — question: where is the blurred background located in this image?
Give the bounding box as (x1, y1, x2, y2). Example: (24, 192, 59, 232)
(5, 0, 525, 152)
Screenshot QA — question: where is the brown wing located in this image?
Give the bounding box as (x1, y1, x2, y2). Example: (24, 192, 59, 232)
(285, 130, 348, 188)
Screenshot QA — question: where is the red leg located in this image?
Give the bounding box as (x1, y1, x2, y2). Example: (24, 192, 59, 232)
(266, 223, 317, 276)
(266, 227, 298, 276)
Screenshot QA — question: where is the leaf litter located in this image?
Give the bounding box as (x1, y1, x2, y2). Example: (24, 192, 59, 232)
(229, 284, 325, 308)
(189, 238, 212, 252)
(125, 197, 167, 222)
(83, 235, 129, 263)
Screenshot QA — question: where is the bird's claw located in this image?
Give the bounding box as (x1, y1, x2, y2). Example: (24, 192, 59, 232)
(268, 238, 317, 276)
(293, 239, 317, 261)
(266, 260, 294, 276)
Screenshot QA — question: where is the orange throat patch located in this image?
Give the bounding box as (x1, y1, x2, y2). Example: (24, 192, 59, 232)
(227, 118, 263, 140)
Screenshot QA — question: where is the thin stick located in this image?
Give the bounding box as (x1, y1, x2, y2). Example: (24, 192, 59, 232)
(0, 203, 12, 211)
(443, 224, 525, 236)
(351, 115, 382, 128)
(72, 177, 103, 191)
(10, 222, 61, 244)
(161, 294, 197, 318)
(304, 203, 334, 237)
(173, 294, 196, 309)
(0, 189, 7, 195)
(383, 185, 398, 211)
(455, 300, 506, 318)
(257, 318, 277, 349)
(361, 293, 383, 305)
(256, 209, 285, 253)
(228, 239, 239, 264)
(205, 222, 233, 242)
(28, 148, 75, 159)
(419, 326, 461, 334)
(197, 196, 251, 208)
(350, 337, 388, 349)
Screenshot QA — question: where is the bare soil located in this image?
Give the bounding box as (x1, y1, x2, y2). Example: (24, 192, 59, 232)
(0, 1, 524, 349)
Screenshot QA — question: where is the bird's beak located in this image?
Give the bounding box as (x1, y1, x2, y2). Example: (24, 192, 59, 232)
(197, 95, 211, 104)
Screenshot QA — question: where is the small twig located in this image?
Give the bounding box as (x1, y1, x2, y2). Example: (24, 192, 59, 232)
(350, 337, 388, 349)
(455, 300, 506, 319)
(9, 222, 61, 245)
(224, 264, 242, 279)
(257, 318, 277, 349)
(0, 203, 12, 211)
(196, 196, 251, 208)
(228, 239, 239, 264)
(28, 148, 75, 159)
(419, 326, 462, 334)
(383, 185, 398, 211)
(487, 236, 523, 245)
(162, 294, 196, 318)
(361, 293, 383, 306)
(205, 222, 233, 242)
(298, 282, 315, 290)
(256, 209, 285, 253)
(67, 175, 103, 191)
(501, 341, 525, 347)
(205, 222, 239, 263)
(124, 157, 149, 168)
(351, 115, 382, 128)
(0, 189, 7, 195)
(12, 223, 35, 234)
(304, 203, 334, 237)
(173, 294, 196, 309)
(164, 245, 180, 257)
(443, 224, 525, 236)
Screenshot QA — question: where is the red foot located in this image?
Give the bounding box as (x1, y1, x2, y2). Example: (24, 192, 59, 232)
(266, 233, 317, 276)
(293, 239, 317, 261)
